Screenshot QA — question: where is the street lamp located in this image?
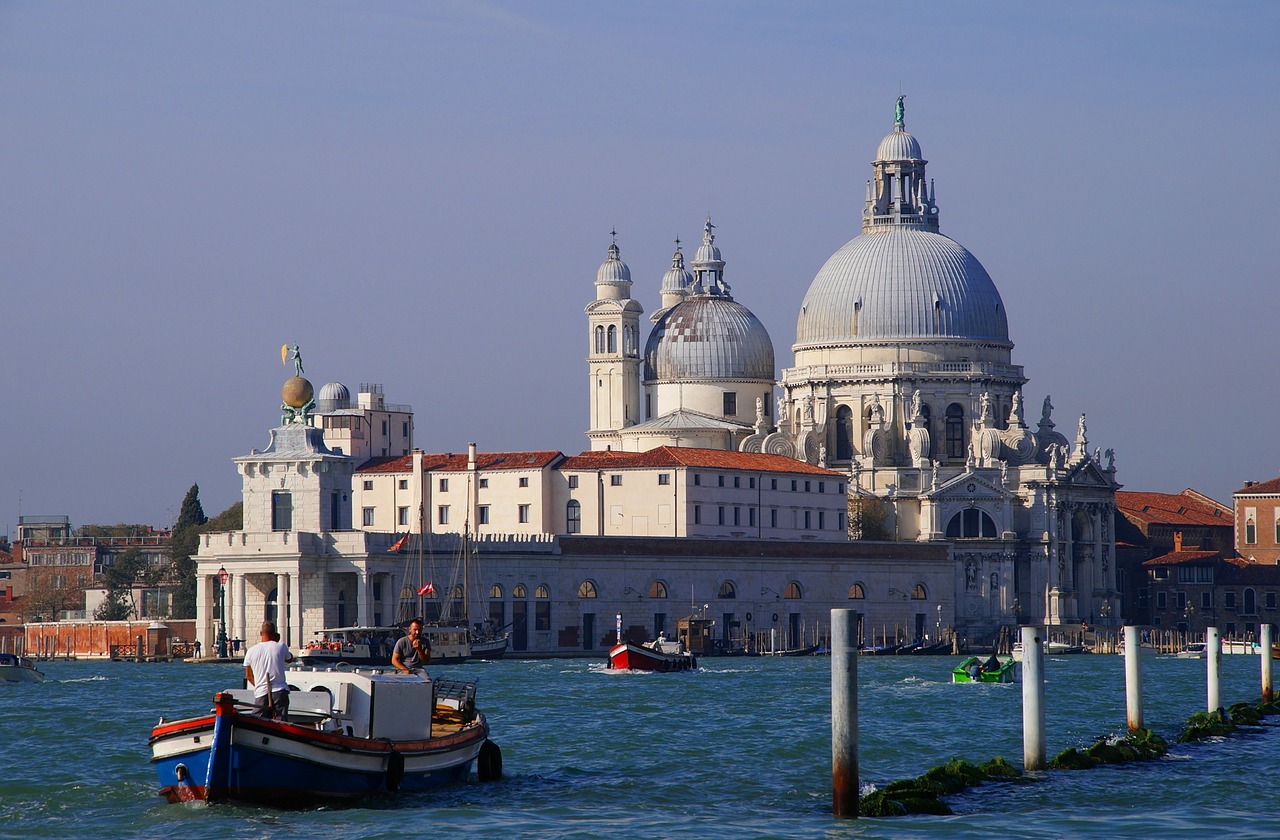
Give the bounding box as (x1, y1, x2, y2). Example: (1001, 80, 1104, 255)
(935, 604, 942, 640)
(1012, 597, 1023, 625)
(217, 566, 229, 658)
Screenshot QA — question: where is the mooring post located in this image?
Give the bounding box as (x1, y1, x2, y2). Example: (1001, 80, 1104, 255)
(1206, 626, 1221, 713)
(1021, 625, 1046, 771)
(136, 633, 144, 663)
(1262, 624, 1274, 704)
(831, 608, 859, 818)
(1124, 625, 1144, 731)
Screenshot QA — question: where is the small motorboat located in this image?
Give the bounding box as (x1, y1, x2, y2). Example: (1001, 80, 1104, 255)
(952, 655, 1017, 684)
(1176, 642, 1207, 659)
(607, 637, 698, 672)
(150, 667, 501, 807)
(0, 653, 44, 684)
(296, 625, 471, 668)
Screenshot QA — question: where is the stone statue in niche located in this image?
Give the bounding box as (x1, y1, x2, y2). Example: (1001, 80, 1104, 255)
(1041, 395, 1054, 424)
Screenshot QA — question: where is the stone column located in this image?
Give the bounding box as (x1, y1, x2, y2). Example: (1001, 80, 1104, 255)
(224, 572, 236, 648)
(357, 569, 370, 627)
(196, 574, 210, 652)
(290, 572, 303, 648)
(235, 573, 247, 647)
(277, 573, 290, 646)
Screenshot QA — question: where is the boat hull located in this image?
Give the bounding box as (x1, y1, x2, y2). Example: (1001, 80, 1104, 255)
(607, 642, 697, 672)
(0, 656, 44, 683)
(150, 694, 488, 806)
(952, 657, 1017, 683)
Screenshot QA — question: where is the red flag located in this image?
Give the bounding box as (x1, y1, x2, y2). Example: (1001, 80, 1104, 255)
(416, 581, 434, 596)
(388, 533, 409, 552)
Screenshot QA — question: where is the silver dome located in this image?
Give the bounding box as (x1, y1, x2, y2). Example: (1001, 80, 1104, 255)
(876, 128, 922, 162)
(794, 229, 1009, 346)
(317, 381, 351, 412)
(661, 249, 693, 295)
(644, 295, 775, 381)
(596, 241, 631, 285)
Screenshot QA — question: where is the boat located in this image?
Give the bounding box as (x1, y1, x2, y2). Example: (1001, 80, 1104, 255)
(150, 666, 502, 807)
(606, 617, 697, 672)
(1012, 640, 1086, 661)
(0, 653, 44, 684)
(1221, 640, 1280, 658)
(296, 624, 471, 667)
(1176, 642, 1207, 659)
(952, 655, 1017, 683)
(761, 643, 822, 657)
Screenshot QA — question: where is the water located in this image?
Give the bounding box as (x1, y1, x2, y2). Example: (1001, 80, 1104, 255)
(2, 654, 1279, 838)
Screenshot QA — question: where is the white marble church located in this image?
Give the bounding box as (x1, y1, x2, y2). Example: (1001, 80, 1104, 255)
(194, 101, 1119, 656)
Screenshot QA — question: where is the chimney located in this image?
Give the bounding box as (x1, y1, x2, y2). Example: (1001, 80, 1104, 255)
(468, 442, 477, 472)
(1173, 531, 1183, 552)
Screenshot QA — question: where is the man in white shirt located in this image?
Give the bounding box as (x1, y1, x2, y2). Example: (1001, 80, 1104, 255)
(244, 621, 294, 719)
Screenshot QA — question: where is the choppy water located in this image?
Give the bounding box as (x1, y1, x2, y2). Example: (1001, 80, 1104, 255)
(2, 653, 1279, 838)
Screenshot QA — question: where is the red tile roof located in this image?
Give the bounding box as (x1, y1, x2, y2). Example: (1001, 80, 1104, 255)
(1236, 476, 1280, 495)
(558, 446, 843, 476)
(1220, 561, 1280, 584)
(1142, 550, 1223, 567)
(357, 451, 564, 474)
(1115, 490, 1232, 527)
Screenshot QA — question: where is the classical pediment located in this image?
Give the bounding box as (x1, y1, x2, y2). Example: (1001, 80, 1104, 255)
(1063, 459, 1113, 488)
(927, 469, 1013, 503)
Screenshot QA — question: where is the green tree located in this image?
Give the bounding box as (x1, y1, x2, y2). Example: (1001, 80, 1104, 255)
(79, 523, 155, 538)
(94, 547, 147, 620)
(202, 501, 243, 534)
(169, 484, 208, 619)
(849, 494, 893, 541)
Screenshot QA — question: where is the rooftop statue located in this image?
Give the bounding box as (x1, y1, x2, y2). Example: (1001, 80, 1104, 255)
(895, 95, 905, 128)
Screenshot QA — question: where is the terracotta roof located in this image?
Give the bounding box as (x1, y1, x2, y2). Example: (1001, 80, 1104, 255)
(1142, 550, 1223, 567)
(1115, 490, 1232, 527)
(1236, 476, 1280, 495)
(357, 451, 564, 474)
(1220, 561, 1280, 585)
(558, 446, 843, 476)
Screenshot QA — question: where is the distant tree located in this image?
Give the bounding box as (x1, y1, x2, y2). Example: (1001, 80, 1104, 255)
(94, 547, 147, 620)
(79, 523, 155, 538)
(169, 484, 208, 619)
(202, 501, 243, 534)
(24, 573, 77, 623)
(849, 494, 893, 541)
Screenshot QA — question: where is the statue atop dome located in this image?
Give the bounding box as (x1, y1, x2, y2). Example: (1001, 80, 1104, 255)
(280, 343, 315, 426)
(895, 95, 905, 129)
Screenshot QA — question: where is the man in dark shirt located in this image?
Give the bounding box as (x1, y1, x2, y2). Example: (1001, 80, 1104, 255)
(391, 618, 432, 674)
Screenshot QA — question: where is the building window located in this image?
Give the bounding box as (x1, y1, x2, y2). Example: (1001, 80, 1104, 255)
(694, 505, 702, 525)
(438, 506, 449, 525)
(611, 475, 622, 486)
(849, 583, 866, 599)
(535, 601, 550, 631)
(479, 478, 489, 488)
(771, 479, 777, 490)
(658, 473, 670, 486)
(398, 507, 409, 526)
(694, 474, 701, 486)
(1156, 591, 1167, 609)
(818, 511, 826, 530)
(784, 582, 802, 599)
(749, 477, 756, 489)
(733, 507, 741, 526)
(519, 477, 529, 488)
(804, 510, 811, 529)
(718, 581, 737, 598)
(568, 475, 579, 489)
(791, 480, 797, 491)
(1245, 513, 1257, 545)
(945, 403, 965, 458)
(733, 476, 740, 489)
(518, 504, 531, 524)
(723, 392, 737, 416)
(911, 584, 927, 600)
(718, 475, 725, 487)
(1245, 588, 1257, 614)
(363, 480, 374, 491)
(577, 580, 598, 598)
(1226, 591, 1238, 609)
(945, 509, 999, 539)
(718, 506, 725, 526)
(439, 478, 449, 492)
(361, 507, 375, 527)
(1201, 591, 1212, 610)
(805, 481, 811, 492)
(513, 584, 527, 599)
(835, 405, 854, 460)
(649, 580, 668, 598)
(595, 325, 605, 354)
(566, 500, 581, 534)
(818, 481, 825, 493)
(478, 506, 490, 525)
(607, 324, 617, 353)
(1267, 592, 1277, 610)
(398, 479, 408, 490)
(838, 483, 844, 494)
(749, 508, 756, 527)
(489, 583, 503, 599)
(272, 491, 293, 531)
(402, 421, 409, 437)
(770, 509, 777, 528)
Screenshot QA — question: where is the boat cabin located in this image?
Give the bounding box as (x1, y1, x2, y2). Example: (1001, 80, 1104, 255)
(676, 617, 716, 656)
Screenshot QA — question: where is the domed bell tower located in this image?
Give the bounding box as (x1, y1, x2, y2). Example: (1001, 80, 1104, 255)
(585, 234, 643, 450)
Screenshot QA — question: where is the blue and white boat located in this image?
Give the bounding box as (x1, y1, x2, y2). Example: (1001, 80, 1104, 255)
(149, 667, 501, 807)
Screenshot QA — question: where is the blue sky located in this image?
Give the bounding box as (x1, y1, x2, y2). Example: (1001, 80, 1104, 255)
(1, 2, 1276, 528)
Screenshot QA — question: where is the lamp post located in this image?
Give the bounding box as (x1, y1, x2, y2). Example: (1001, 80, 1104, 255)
(1100, 600, 1113, 653)
(1013, 597, 1023, 625)
(935, 604, 941, 640)
(217, 566, 229, 659)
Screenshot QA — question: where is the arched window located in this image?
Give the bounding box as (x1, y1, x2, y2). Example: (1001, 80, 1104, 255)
(266, 588, 278, 623)
(945, 509, 998, 539)
(1245, 588, 1257, 615)
(848, 583, 866, 599)
(648, 580, 668, 598)
(835, 405, 854, 461)
(489, 583, 503, 599)
(783, 581, 802, 599)
(1071, 511, 1093, 542)
(945, 403, 965, 458)
(535, 584, 550, 599)
(594, 325, 605, 354)
(577, 580, 598, 599)
(336, 591, 346, 627)
(566, 500, 581, 534)
(450, 585, 464, 600)
(718, 580, 737, 599)
(513, 584, 528, 599)
(607, 325, 617, 353)
(911, 584, 927, 600)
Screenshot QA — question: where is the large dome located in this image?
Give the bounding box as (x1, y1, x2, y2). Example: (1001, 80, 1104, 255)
(645, 295, 774, 381)
(794, 228, 1009, 347)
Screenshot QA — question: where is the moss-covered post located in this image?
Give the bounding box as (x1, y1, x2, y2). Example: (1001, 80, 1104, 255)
(1124, 625, 1144, 731)
(1206, 626, 1221, 712)
(1262, 623, 1274, 704)
(831, 608, 858, 818)
(1021, 625, 1046, 771)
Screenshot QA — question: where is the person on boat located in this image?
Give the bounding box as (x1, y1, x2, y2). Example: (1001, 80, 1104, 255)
(981, 653, 1001, 672)
(392, 618, 432, 674)
(244, 621, 294, 719)
(966, 660, 982, 680)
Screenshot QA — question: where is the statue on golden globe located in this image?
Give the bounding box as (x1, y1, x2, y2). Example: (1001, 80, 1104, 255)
(279, 343, 315, 426)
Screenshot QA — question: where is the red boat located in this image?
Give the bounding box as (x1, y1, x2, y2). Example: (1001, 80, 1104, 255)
(606, 616, 697, 671)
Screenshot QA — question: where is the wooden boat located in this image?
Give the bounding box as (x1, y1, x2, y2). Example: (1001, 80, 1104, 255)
(296, 625, 471, 667)
(607, 639, 698, 672)
(761, 643, 821, 657)
(952, 655, 1017, 684)
(0, 653, 44, 684)
(150, 667, 501, 807)
(1012, 640, 1085, 661)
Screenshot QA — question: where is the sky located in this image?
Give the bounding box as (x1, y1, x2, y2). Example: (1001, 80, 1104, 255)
(1, 2, 1276, 531)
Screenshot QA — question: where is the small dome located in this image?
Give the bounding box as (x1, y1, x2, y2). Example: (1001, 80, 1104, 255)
(875, 129, 923, 162)
(596, 241, 631, 285)
(693, 217, 722, 265)
(661, 249, 693, 295)
(317, 381, 350, 412)
(644, 295, 774, 381)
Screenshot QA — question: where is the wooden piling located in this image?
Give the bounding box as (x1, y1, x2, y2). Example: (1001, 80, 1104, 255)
(1206, 627, 1221, 712)
(1021, 625, 1046, 771)
(1263, 624, 1275, 704)
(831, 609, 858, 818)
(1124, 625, 1144, 731)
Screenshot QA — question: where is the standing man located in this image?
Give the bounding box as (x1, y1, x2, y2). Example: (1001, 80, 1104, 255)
(244, 621, 294, 719)
(391, 618, 432, 674)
